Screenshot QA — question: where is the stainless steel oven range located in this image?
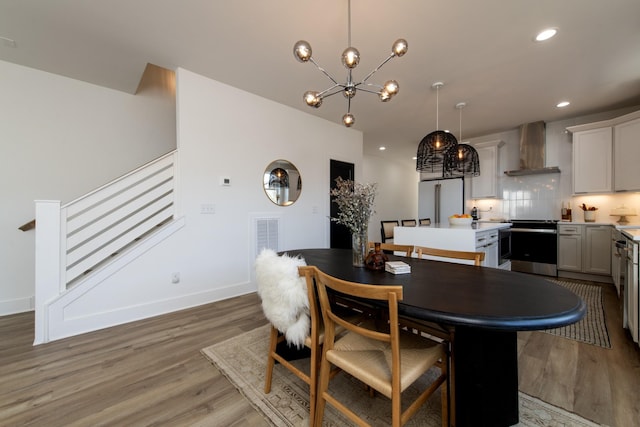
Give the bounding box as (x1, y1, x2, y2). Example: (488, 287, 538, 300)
(509, 219, 558, 276)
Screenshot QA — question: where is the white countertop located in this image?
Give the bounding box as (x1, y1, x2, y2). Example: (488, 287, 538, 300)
(559, 219, 640, 229)
(398, 222, 510, 232)
(621, 228, 640, 241)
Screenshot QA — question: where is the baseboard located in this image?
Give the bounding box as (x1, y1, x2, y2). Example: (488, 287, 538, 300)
(0, 296, 34, 316)
(557, 270, 613, 284)
(44, 281, 256, 344)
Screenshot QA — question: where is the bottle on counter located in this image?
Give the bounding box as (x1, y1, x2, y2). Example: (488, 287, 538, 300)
(561, 202, 568, 221)
(567, 202, 572, 222)
(471, 206, 478, 220)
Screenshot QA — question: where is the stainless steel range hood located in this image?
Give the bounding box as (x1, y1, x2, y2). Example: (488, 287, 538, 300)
(504, 121, 561, 176)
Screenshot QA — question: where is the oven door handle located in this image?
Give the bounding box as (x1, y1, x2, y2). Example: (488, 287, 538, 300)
(510, 228, 557, 234)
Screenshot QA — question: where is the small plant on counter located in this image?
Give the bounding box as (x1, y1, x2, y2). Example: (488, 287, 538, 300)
(579, 203, 598, 211)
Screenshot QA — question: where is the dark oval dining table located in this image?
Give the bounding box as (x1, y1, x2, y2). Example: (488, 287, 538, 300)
(286, 248, 586, 427)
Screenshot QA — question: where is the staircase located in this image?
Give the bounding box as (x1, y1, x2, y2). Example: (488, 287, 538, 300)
(34, 150, 184, 344)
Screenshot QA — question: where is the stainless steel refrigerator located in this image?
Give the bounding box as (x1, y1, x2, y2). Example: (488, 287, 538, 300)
(418, 177, 465, 224)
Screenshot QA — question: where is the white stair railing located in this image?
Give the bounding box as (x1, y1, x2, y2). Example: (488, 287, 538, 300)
(35, 150, 178, 294)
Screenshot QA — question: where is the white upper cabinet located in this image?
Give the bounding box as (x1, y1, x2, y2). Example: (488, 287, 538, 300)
(471, 140, 504, 199)
(568, 110, 640, 194)
(572, 127, 612, 194)
(614, 117, 640, 192)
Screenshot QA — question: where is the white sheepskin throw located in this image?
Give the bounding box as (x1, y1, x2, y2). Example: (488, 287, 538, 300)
(255, 248, 309, 348)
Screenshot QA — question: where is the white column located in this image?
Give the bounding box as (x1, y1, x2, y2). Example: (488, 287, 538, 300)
(34, 200, 62, 345)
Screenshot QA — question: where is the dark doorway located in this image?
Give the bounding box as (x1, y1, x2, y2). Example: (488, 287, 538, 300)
(330, 159, 354, 249)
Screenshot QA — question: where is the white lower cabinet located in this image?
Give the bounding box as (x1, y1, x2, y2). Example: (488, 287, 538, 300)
(476, 230, 499, 268)
(584, 225, 612, 275)
(558, 225, 583, 271)
(558, 224, 611, 277)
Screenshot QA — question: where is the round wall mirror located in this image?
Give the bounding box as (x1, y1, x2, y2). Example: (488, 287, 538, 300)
(263, 159, 302, 206)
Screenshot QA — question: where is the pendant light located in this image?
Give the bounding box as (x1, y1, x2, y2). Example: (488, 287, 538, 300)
(416, 82, 458, 173)
(446, 102, 480, 177)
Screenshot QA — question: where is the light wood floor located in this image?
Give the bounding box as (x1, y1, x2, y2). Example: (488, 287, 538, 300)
(1, 281, 639, 426)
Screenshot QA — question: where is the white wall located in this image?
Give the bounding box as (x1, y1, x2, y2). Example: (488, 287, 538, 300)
(363, 153, 419, 242)
(0, 60, 176, 315)
(41, 68, 362, 340)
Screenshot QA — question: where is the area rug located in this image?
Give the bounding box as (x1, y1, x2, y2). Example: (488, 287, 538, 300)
(544, 279, 611, 348)
(201, 324, 602, 427)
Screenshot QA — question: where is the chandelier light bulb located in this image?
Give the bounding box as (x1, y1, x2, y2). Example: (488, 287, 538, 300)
(383, 80, 399, 96)
(343, 113, 355, 127)
(293, 40, 312, 62)
(379, 90, 391, 102)
(303, 91, 322, 108)
(392, 39, 408, 57)
(342, 47, 360, 69)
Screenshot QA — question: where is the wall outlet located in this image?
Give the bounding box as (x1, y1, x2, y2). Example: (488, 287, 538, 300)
(171, 272, 180, 283)
(200, 204, 215, 214)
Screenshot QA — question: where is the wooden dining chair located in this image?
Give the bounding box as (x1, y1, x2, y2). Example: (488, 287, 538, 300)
(419, 218, 431, 226)
(415, 246, 485, 266)
(310, 265, 448, 427)
(256, 250, 322, 425)
(401, 219, 417, 227)
(408, 245, 485, 424)
(368, 242, 414, 257)
(380, 220, 399, 243)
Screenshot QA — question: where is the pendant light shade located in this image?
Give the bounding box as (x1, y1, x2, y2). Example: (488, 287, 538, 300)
(445, 144, 480, 177)
(269, 168, 289, 188)
(416, 131, 459, 173)
(416, 82, 458, 173)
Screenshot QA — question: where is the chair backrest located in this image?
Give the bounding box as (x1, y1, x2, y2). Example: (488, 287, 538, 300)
(380, 220, 399, 243)
(419, 218, 431, 226)
(415, 245, 485, 266)
(368, 242, 413, 257)
(311, 266, 403, 346)
(401, 219, 417, 227)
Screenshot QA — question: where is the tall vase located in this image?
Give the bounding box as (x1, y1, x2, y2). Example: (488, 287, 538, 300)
(352, 229, 368, 267)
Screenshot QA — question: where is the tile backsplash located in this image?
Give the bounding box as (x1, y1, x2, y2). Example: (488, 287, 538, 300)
(471, 173, 640, 224)
(501, 174, 562, 220)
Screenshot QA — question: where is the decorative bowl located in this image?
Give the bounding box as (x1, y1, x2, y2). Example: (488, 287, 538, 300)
(448, 216, 473, 226)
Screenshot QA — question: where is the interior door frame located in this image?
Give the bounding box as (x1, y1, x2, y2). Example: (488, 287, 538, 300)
(329, 159, 354, 249)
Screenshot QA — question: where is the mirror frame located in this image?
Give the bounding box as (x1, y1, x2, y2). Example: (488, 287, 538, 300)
(263, 159, 302, 206)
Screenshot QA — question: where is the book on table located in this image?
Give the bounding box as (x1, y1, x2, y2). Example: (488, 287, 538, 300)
(385, 261, 411, 274)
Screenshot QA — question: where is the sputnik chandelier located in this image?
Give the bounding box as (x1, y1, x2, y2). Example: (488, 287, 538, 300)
(293, 0, 408, 127)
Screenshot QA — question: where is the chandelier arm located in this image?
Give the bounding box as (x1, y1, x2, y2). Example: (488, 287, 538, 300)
(360, 53, 395, 84)
(356, 86, 383, 95)
(308, 57, 341, 86)
(319, 86, 346, 98)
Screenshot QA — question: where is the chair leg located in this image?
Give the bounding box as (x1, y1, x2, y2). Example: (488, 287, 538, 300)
(309, 336, 321, 425)
(264, 325, 279, 394)
(314, 353, 332, 427)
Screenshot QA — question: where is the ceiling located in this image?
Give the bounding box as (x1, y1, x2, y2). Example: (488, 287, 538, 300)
(1, 0, 639, 163)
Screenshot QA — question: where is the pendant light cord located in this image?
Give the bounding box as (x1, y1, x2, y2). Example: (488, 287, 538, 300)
(436, 84, 439, 129)
(459, 106, 462, 141)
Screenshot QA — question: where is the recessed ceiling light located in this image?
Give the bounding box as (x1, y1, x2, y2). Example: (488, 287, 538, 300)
(379, 146, 386, 151)
(412, 156, 417, 160)
(556, 101, 570, 108)
(534, 28, 558, 42)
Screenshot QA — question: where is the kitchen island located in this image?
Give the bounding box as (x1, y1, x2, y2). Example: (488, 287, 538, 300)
(394, 222, 511, 268)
